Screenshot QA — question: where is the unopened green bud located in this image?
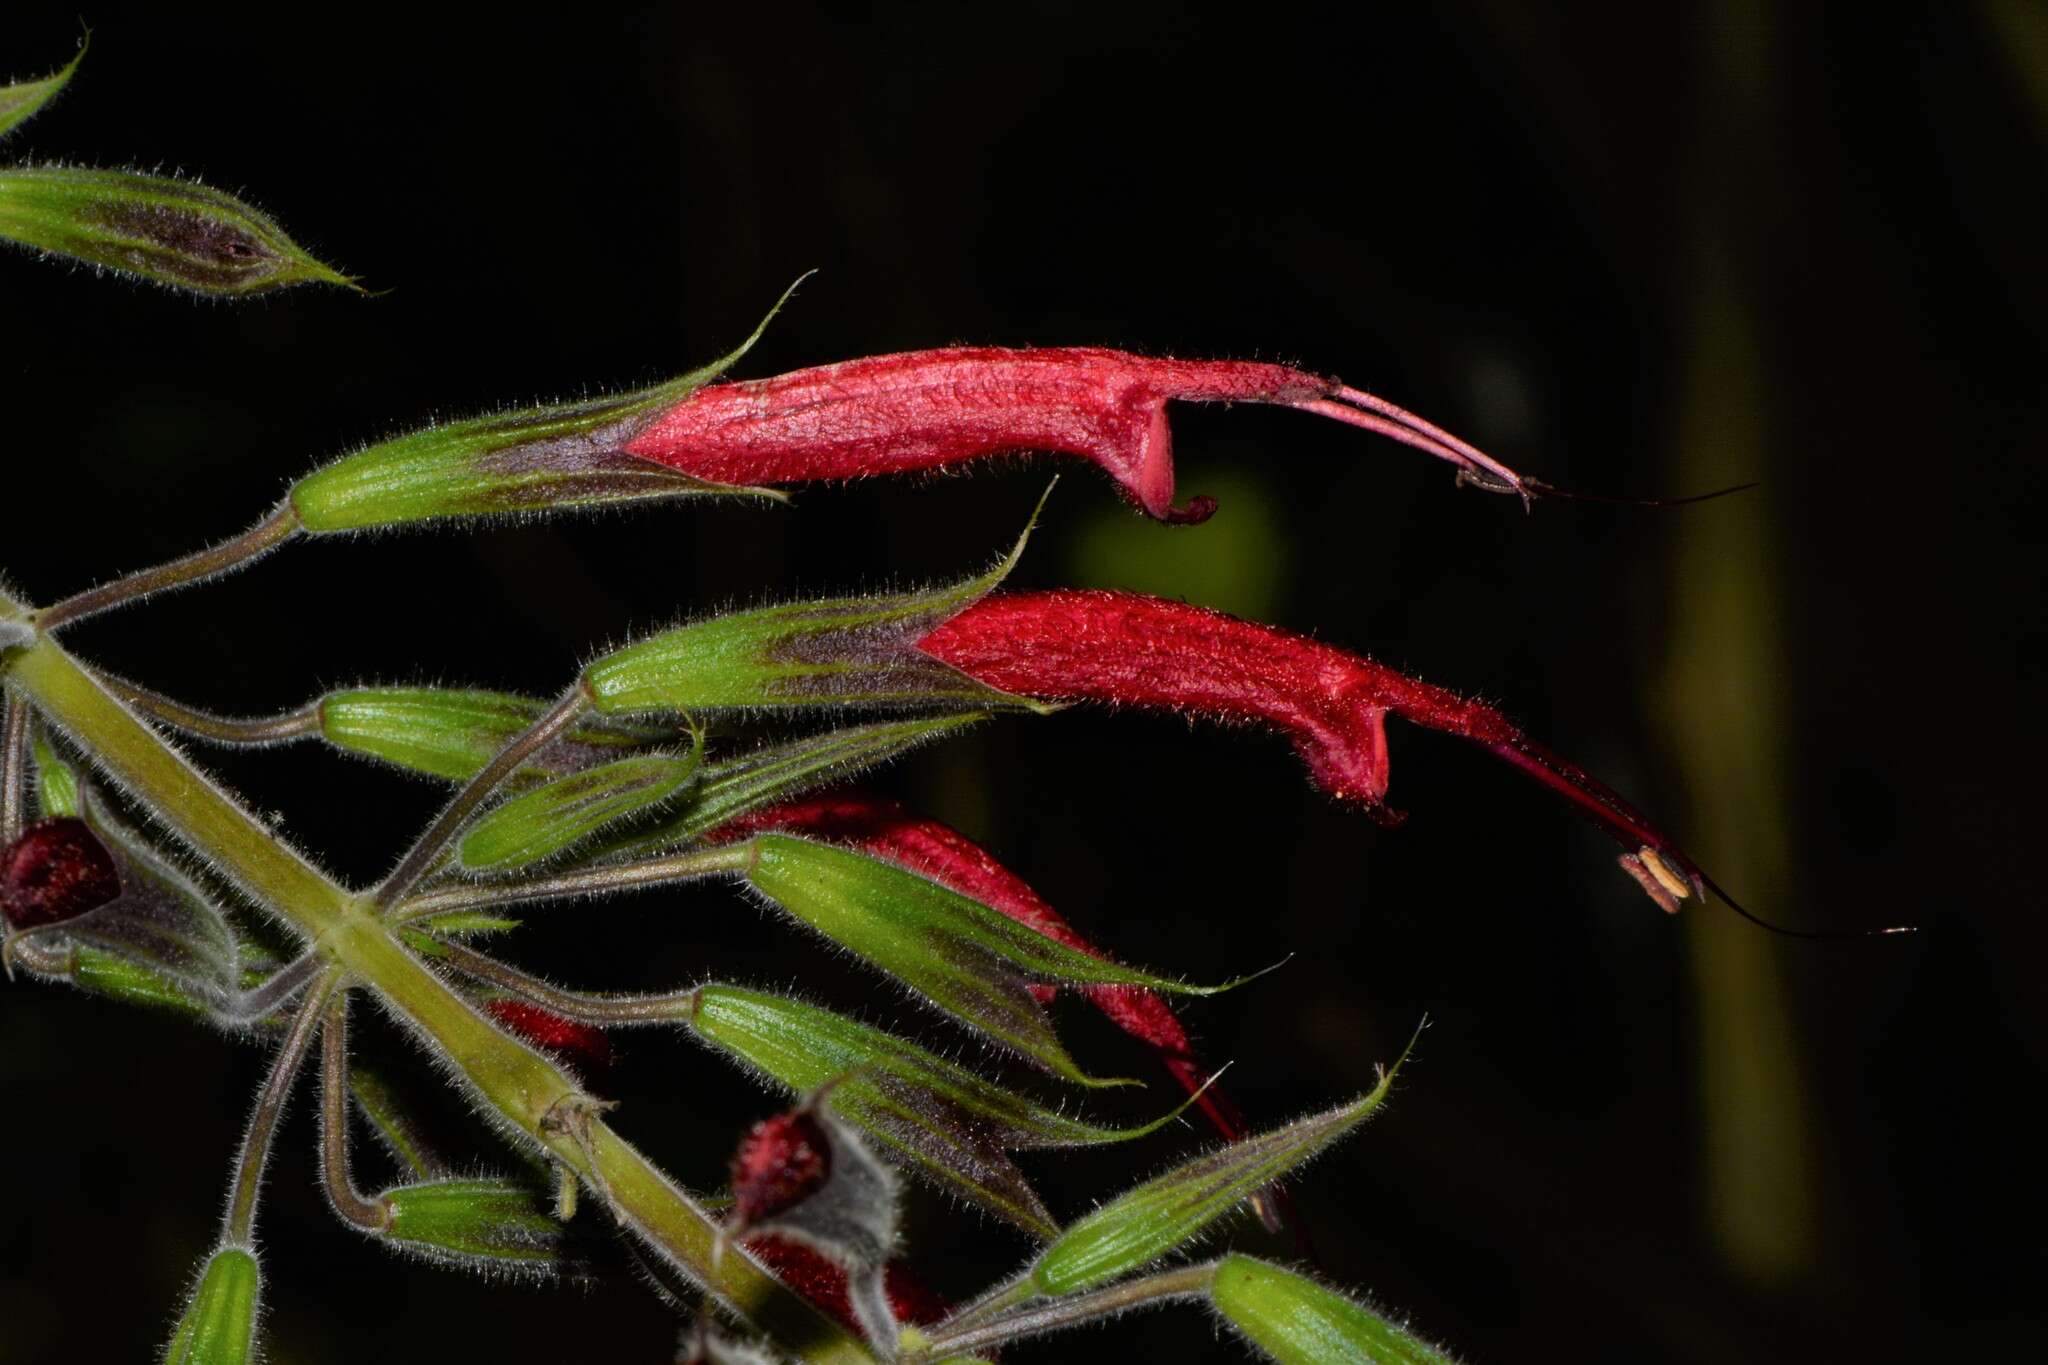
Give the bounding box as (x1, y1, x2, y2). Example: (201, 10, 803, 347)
(1030, 1053, 1408, 1296)
(30, 726, 79, 818)
(459, 747, 701, 873)
(743, 835, 1229, 1087)
(72, 943, 210, 1018)
(318, 687, 661, 785)
(1211, 1255, 1458, 1365)
(161, 1244, 259, 1365)
(0, 36, 86, 140)
(0, 166, 350, 295)
(383, 1177, 563, 1270)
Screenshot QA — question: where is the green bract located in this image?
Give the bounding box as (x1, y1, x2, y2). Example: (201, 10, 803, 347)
(0, 166, 349, 295)
(583, 502, 1050, 716)
(289, 282, 799, 531)
(689, 985, 1204, 1237)
(383, 1177, 564, 1271)
(459, 746, 702, 873)
(162, 1245, 259, 1365)
(318, 686, 663, 785)
(1029, 1056, 1406, 1296)
(0, 37, 86, 140)
(1211, 1255, 1458, 1365)
(742, 834, 1231, 1087)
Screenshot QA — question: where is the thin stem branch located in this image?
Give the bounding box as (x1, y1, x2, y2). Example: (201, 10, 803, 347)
(936, 1271, 1038, 1337)
(915, 1263, 1219, 1359)
(0, 620, 874, 1363)
(321, 993, 394, 1232)
(105, 674, 323, 747)
(223, 968, 340, 1246)
(392, 841, 757, 924)
(37, 501, 302, 633)
(429, 936, 697, 1025)
(1, 692, 28, 843)
(372, 684, 593, 914)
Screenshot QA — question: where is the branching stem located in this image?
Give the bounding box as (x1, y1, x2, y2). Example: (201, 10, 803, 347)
(224, 968, 340, 1245)
(321, 993, 394, 1232)
(429, 935, 696, 1025)
(373, 684, 593, 914)
(392, 841, 757, 923)
(1, 693, 27, 843)
(105, 674, 323, 747)
(36, 501, 302, 633)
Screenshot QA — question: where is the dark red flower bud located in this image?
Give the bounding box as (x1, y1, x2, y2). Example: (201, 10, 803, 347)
(625, 347, 1527, 522)
(730, 1110, 832, 1229)
(481, 998, 614, 1075)
(918, 589, 1706, 911)
(1, 817, 121, 931)
(742, 1234, 952, 1333)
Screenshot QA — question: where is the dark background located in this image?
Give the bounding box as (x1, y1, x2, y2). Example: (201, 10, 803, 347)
(2, 5, 2042, 1362)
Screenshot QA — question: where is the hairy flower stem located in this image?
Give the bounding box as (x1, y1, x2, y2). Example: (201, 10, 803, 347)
(392, 842, 758, 923)
(373, 684, 594, 914)
(104, 674, 323, 746)
(0, 609, 876, 1364)
(430, 936, 696, 1025)
(224, 969, 340, 1245)
(1, 695, 26, 843)
(915, 1263, 1219, 1359)
(34, 501, 302, 632)
(321, 994, 395, 1232)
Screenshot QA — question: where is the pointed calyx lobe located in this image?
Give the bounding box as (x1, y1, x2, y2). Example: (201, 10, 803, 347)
(715, 792, 1249, 1140)
(625, 347, 1529, 521)
(917, 590, 1707, 911)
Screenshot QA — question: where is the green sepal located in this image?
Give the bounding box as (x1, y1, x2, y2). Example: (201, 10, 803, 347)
(289, 280, 802, 531)
(382, 1176, 564, 1270)
(31, 724, 79, 817)
(1029, 1047, 1410, 1296)
(583, 499, 1053, 717)
(0, 166, 350, 295)
(459, 743, 703, 873)
(0, 35, 86, 141)
(1211, 1255, 1459, 1365)
(743, 834, 1234, 1088)
(161, 1244, 259, 1365)
(690, 985, 1209, 1238)
(349, 1067, 445, 1180)
(589, 713, 987, 862)
(317, 686, 670, 785)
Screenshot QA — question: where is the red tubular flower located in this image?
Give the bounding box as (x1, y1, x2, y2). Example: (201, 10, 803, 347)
(917, 589, 1708, 913)
(481, 998, 615, 1075)
(625, 347, 1528, 523)
(712, 791, 1253, 1144)
(742, 1234, 951, 1335)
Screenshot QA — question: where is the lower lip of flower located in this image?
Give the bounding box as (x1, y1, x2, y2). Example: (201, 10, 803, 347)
(916, 589, 1705, 907)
